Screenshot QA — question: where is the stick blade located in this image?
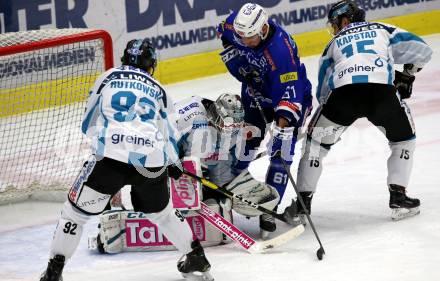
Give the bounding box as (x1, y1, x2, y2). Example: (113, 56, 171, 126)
(248, 224, 305, 254)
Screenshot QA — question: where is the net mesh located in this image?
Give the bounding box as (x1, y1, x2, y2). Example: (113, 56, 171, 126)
(0, 29, 110, 204)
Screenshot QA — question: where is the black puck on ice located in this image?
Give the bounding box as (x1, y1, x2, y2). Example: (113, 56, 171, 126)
(316, 247, 325, 260)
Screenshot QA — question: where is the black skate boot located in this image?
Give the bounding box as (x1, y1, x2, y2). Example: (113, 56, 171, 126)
(40, 255, 65, 281)
(296, 192, 313, 225)
(177, 240, 213, 281)
(259, 213, 276, 240)
(389, 184, 420, 220)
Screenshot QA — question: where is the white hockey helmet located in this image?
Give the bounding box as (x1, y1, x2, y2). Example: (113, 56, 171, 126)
(207, 93, 245, 134)
(233, 3, 269, 40)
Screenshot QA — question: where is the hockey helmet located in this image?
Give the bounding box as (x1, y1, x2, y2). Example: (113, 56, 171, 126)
(233, 3, 269, 41)
(121, 38, 157, 75)
(327, 1, 366, 35)
(207, 93, 245, 134)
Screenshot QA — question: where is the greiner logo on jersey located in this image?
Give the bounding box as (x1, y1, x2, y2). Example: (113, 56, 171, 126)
(111, 133, 155, 147)
(338, 64, 377, 79)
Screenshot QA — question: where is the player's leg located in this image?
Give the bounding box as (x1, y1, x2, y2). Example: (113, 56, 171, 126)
(367, 85, 419, 220)
(41, 156, 127, 281)
(287, 86, 360, 221)
(130, 166, 212, 280)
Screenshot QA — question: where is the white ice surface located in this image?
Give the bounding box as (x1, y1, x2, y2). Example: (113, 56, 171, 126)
(1, 35, 440, 281)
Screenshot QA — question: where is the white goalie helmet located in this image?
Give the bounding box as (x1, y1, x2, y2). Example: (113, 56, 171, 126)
(233, 3, 269, 39)
(208, 93, 245, 134)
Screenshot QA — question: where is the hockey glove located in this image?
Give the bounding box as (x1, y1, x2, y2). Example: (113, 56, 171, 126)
(269, 125, 296, 161)
(403, 64, 422, 76)
(238, 65, 263, 86)
(168, 163, 183, 180)
(394, 70, 415, 99)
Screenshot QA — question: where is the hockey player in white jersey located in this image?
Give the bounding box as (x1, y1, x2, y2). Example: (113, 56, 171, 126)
(40, 39, 213, 281)
(175, 94, 280, 238)
(285, 0, 433, 221)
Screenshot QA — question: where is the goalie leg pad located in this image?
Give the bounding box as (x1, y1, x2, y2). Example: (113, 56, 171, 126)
(225, 170, 279, 217)
(50, 201, 91, 260)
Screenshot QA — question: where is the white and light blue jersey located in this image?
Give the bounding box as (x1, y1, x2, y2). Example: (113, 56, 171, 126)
(317, 22, 433, 103)
(176, 96, 242, 187)
(81, 65, 180, 167)
(175, 96, 213, 160)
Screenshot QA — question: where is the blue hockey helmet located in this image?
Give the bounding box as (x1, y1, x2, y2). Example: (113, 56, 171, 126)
(121, 38, 157, 75)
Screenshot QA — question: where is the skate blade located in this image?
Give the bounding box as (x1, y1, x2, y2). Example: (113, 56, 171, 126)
(391, 207, 420, 221)
(181, 271, 214, 281)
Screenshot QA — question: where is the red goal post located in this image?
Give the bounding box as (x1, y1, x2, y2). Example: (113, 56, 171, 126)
(0, 29, 114, 204)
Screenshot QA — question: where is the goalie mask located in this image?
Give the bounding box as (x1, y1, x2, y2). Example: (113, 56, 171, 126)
(327, 0, 366, 36)
(207, 93, 245, 134)
(121, 38, 157, 75)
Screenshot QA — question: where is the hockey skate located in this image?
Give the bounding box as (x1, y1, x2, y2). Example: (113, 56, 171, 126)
(389, 184, 420, 220)
(177, 240, 214, 281)
(282, 199, 302, 226)
(40, 255, 65, 281)
(284, 192, 313, 226)
(259, 213, 276, 240)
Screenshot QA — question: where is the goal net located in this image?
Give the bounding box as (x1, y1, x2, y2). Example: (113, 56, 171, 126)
(0, 29, 113, 204)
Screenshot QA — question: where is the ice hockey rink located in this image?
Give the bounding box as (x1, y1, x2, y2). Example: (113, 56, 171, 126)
(1, 34, 439, 281)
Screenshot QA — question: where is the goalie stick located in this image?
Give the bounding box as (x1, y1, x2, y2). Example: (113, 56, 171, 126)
(183, 170, 296, 225)
(197, 201, 303, 253)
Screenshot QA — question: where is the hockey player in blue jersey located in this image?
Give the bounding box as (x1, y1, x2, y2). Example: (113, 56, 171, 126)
(217, 3, 312, 235)
(287, 0, 433, 222)
(40, 39, 213, 281)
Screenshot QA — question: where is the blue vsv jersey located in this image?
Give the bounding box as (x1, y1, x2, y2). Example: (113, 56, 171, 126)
(217, 13, 312, 125)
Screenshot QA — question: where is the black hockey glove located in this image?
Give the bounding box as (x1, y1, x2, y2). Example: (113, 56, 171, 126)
(168, 163, 183, 180)
(238, 66, 262, 86)
(394, 70, 415, 99)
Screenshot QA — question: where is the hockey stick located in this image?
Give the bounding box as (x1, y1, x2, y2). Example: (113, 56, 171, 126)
(197, 201, 304, 254)
(182, 170, 296, 225)
(277, 156, 326, 260)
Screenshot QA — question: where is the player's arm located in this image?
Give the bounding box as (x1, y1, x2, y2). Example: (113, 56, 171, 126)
(217, 14, 251, 84)
(268, 47, 306, 128)
(387, 24, 433, 70)
(315, 45, 334, 104)
(385, 24, 433, 98)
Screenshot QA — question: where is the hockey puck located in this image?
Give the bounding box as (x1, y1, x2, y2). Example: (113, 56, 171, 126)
(316, 247, 325, 260)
